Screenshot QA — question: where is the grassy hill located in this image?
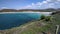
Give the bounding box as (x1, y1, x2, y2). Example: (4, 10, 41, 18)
(0, 11, 60, 34)
(0, 19, 53, 34)
(52, 12, 60, 33)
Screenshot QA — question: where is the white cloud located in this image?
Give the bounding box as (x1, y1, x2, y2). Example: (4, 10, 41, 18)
(48, 3, 55, 8)
(42, 1, 48, 4)
(20, 0, 60, 9)
(46, 0, 51, 2)
(36, 2, 42, 5)
(57, 0, 60, 1)
(1, 7, 8, 9)
(32, 3, 35, 6)
(20, 5, 32, 9)
(26, 5, 32, 8)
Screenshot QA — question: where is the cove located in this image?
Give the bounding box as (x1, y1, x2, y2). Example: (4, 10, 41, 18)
(0, 12, 41, 30)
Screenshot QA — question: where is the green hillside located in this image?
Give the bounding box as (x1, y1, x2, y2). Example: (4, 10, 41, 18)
(0, 11, 60, 34)
(52, 13, 60, 33)
(0, 20, 53, 34)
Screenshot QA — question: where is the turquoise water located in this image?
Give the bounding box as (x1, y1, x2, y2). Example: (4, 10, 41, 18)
(0, 13, 41, 30)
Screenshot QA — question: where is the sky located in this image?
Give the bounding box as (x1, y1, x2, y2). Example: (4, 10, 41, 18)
(0, 0, 60, 9)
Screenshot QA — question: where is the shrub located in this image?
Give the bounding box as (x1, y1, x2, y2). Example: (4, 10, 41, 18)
(40, 15, 46, 20)
(40, 15, 52, 21)
(45, 16, 52, 21)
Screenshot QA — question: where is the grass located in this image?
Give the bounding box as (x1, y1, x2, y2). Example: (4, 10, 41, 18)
(0, 13, 60, 34)
(0, 19, 53, 34)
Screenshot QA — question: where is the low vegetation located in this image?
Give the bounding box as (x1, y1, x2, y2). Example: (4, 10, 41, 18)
(0, 11, 60, 34)
(40, 14, 52, 21)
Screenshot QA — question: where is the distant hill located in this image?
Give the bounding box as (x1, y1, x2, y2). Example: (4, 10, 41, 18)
(0, 8, 60, 12)
(0, 9, 17, 12)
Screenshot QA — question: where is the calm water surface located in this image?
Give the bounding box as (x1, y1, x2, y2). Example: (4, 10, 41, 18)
(0, 13, 41, 30)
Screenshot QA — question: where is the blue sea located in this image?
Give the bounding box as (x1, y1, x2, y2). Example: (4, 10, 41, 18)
(0, 13, 41, 30)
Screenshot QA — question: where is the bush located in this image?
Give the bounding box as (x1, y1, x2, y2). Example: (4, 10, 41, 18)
(45, 16, 52, 21)
(40, 15, 52, 21)
(40, 15, 46, 20)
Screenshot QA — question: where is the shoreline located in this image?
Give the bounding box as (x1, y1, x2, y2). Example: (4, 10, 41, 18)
(0, 12, 52, 15)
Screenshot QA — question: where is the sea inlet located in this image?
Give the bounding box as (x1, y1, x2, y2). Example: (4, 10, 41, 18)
(0, 12, 52, 30)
